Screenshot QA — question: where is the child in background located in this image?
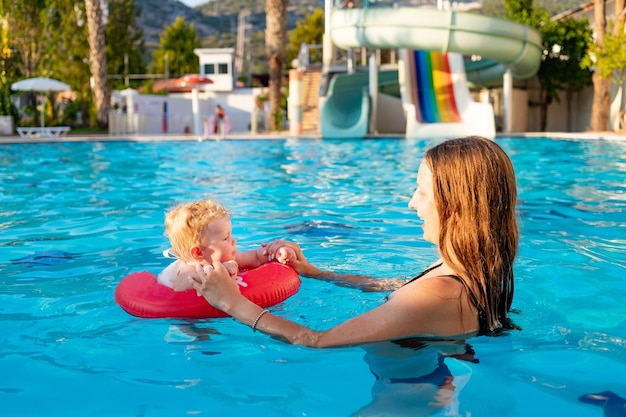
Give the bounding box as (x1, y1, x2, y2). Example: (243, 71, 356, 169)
(157, 199, 296, 291)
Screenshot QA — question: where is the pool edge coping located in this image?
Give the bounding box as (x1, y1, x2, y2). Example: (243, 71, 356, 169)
(1, 131, 626, 144)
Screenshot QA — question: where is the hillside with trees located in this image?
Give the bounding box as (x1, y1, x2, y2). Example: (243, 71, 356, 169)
(132, 0, 590, 74)
(134, 0, 218, 50)
(134, 0, 322, 55)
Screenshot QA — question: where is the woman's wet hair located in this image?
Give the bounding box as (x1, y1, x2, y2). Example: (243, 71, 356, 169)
(424, 136, 518, 333)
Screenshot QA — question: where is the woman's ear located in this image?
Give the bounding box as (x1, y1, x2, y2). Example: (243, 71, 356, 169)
(190, 246, 204, 261)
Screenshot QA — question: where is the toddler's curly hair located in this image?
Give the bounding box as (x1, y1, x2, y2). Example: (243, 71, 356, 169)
(164, 199, 231, 262)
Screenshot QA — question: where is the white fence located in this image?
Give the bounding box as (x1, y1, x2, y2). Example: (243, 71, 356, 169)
(109, 112, 196, 135)
(109, 88, 272, 136)
(109, 109, 272, 136)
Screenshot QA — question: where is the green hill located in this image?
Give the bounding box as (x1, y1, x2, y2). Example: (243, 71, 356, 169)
(134, 0, 323, 72)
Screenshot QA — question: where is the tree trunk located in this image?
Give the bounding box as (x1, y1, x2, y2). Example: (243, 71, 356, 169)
(614, 0, 626, 124)
(589, 0, 625, 131)
(590, 0, 609, 131)
(615, 0, 626, 36)
(265, 0, 288, 131)
(591, 72, 611, 131)
(85, 0, 110, 129)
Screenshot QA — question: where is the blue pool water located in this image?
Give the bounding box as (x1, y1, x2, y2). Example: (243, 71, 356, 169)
(1, 137, 625, 416)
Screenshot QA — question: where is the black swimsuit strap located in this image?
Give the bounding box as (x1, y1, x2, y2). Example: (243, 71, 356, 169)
(404, 262, 443, 286)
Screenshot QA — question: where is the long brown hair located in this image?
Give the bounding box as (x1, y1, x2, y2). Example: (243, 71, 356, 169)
(425, 136, 518, 332)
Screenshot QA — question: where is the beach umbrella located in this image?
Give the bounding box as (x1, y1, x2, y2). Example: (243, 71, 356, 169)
(11, 77, 71, 128)
(11, 77, 71, 92)
(171, 74, 213, 90)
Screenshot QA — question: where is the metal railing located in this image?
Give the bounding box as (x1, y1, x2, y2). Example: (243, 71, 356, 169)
(296, 43, 323, 71)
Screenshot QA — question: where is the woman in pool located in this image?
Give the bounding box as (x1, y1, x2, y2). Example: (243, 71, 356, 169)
(189, 136, 518, 346)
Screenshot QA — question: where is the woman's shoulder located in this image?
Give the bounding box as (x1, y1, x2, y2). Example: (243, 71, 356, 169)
(386, 271, 476, 334)
(397, 272, 465, 299)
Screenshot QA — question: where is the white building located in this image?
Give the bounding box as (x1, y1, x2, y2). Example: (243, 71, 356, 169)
(195, 48, 237, 92)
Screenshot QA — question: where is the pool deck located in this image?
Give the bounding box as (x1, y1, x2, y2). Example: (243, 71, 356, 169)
(1, 130, 626, 144)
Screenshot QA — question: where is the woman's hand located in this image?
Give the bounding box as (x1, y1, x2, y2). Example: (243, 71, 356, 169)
(189, 262, 246, 314)
(262, 240, 322, 277)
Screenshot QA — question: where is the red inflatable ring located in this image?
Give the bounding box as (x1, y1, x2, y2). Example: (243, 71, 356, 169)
(115, 262, 300, 319)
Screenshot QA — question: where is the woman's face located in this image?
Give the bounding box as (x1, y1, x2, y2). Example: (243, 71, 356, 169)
(408, 161, 439, 244)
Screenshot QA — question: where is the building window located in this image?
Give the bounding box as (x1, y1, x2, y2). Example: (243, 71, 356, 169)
(204, 64, 215, 75)
(218, 63, 229, 74)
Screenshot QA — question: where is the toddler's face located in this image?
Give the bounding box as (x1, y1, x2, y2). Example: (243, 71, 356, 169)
(199, 217, 237, 264)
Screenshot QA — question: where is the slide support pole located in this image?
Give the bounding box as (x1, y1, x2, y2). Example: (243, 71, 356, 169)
(369, 52, 379, 134)
(503, 68, 513, 134)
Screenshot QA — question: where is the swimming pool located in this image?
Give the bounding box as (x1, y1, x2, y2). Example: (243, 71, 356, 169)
(1, 136, 624, 416)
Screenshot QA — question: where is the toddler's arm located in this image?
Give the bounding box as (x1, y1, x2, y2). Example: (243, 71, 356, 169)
(235, 243, 296, 270)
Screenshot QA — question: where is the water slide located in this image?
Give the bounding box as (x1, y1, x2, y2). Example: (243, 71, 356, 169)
(320, 7, 543, 138)
(320, 70, 398, 138)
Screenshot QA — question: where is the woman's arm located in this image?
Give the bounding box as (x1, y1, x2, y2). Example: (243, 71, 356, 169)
(189, 262, 474, 348)
(262, 240, 404, 292)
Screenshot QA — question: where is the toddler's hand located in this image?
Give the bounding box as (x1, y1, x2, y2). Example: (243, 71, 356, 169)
(222, 260, 239, 278)
(275, 246, 296, 265)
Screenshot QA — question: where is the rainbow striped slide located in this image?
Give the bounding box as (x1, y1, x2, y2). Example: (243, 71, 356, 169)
(408, 50, 461, 124)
